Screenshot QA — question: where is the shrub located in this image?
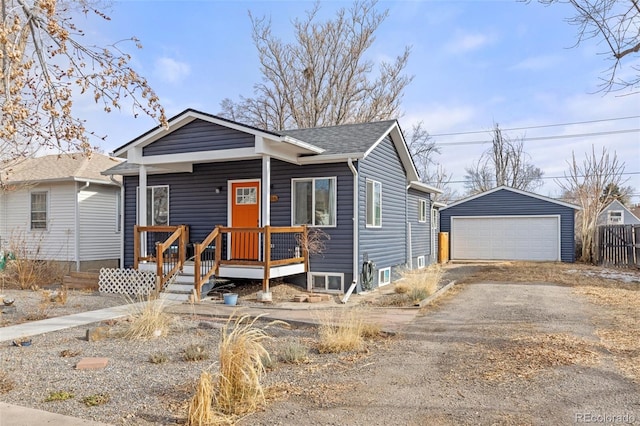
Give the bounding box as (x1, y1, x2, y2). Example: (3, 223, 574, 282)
(44, 390, 74, 402)
(399, 265, 442, 304)
(279, 341, 308, 364)
(360, 322, 382, 339)
(149, 352, 169, 364)
(82, 393, 110, 406)
(184, 344, 209, 362)
(214, 314, 271, 415)
(121, 296, 171, 340)
(317, 309, 365, 353)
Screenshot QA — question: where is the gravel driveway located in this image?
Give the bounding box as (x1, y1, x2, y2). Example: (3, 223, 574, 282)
(243, 282, 640, 425)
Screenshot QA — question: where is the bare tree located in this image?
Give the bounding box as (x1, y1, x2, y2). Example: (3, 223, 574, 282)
(219, 0, 413, 130)
(530, 0, 640, 93)
(558, 146, 627, 262)
(0, 0, 166, 169)
(464, 124, 544, 194)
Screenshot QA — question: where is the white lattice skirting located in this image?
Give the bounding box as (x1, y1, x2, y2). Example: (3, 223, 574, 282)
(99, 268, 156, 295)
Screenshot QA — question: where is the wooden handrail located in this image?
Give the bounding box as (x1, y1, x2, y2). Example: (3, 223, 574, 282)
(155, 225, 188, 293)
(194, 227, 220, 298)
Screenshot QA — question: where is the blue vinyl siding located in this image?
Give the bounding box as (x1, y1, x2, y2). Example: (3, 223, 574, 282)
(270, 160, 354, 285)
(123, 160, 262, 267)
(408, 188, 431, 266)
(440, 189, 576, 262)
(142, 119, 254, 156)
(358, 136, 408, 288)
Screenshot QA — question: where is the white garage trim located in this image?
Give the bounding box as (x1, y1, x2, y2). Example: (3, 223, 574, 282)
(451, 215, 561, 261)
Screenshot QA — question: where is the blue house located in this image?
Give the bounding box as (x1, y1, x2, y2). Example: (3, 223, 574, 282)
(104, 109, 441, 299)
(440, 186, 580, 263)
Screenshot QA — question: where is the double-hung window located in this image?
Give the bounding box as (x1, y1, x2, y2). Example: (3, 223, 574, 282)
(292, 177, 336, 227)
(366, 179, 381, 227)
(30, 191, 48, 230)
(138, 185, 169, 226)
(418, 199, 427, 223)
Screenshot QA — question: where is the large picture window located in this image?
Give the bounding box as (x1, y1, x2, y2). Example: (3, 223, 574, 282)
(138, 185, 169, 226)
(30, 191, 48, 230)
(292, 177, 336, 227)
(366, 179, 381, 227)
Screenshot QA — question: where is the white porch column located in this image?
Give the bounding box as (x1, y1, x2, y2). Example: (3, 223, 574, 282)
(139, 164, 148, 257)
(261, 155, 271, 226)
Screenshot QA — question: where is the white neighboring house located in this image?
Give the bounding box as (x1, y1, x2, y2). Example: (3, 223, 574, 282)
(597, 199, 640, 226)
(0, 153, 123, 271)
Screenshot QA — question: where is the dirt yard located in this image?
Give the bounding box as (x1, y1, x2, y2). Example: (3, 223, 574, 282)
(0, 262, 639, 425)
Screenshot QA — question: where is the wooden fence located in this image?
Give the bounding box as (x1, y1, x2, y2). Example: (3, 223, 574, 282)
(595, 224, 640, 268)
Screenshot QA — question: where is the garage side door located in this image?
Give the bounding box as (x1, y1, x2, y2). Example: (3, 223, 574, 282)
(451, 216, 560, 261)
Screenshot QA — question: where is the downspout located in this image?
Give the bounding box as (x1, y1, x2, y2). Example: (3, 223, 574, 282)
(406, 184, 412, 270)
(76, 181, 90, 272)
(110, 175, 124, 268)
(343, 158, 359, 303)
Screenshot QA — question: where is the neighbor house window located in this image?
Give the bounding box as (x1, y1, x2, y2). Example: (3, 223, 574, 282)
(417, 256, 426, 269)
(431, 209, 438, 228)
(137, 185, 169, 226)
(30, 191, 48, 230)
(115, 192, 122, 233)
(366, 179, 381, 227)
(378, 267, 391, 286)
(292, 177, 336, 226)
(419, 199, 427, 223)
(607, 210, 623, 225)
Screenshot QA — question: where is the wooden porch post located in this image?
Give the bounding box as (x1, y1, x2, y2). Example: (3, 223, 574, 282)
(134, 225, 140, 269)
(263, 225, 271, 292)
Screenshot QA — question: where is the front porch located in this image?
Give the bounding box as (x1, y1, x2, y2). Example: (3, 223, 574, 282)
(134, 225, 309, 300)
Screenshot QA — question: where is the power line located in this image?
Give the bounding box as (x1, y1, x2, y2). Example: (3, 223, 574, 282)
(430, 115, 640, 137)
(434, 128, 640, 146)
(438, 171, 640, 185)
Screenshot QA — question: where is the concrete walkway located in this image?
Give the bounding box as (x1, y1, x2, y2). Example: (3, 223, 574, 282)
(0, 402, 112, 426)
(0, 301, 176, 343)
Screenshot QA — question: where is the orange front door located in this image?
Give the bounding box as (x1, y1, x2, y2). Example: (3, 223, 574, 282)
(231, 181, 260, 260)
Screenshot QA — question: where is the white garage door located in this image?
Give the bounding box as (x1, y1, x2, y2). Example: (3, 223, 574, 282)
(451, 216, 560, 261)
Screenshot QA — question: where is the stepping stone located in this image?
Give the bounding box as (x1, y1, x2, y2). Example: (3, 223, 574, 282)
(76, 357, 109, 370)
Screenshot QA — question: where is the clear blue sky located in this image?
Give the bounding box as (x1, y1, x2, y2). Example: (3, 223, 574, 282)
(76, 0, 640, 203)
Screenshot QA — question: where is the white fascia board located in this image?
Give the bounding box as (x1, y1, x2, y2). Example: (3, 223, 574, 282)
(433, 201, 447, 208)
(297, 153, 364, 165)
(139, 148, 258, 165)
(442, 185, 582, 211)
(113, 109, 282, 157)
(409, 181, 443, 194)
(257, 136, 315, 164)
(281, 136, 324, 154)
(73, 177, 121, 187)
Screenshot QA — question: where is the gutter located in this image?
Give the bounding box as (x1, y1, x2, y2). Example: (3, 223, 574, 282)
(343, 158, 359, 303)
(75, 181, 90, 271)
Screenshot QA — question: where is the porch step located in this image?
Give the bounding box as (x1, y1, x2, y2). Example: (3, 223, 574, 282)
(62, 272, 99, 291)
(161, 274, 232, 302)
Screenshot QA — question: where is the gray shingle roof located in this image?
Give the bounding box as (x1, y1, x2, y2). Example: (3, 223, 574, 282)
(1, 153, 122, 184)
(281, 120, 397, 155)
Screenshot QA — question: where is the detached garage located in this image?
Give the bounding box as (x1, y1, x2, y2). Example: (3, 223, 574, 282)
(440, 186, 580, 263)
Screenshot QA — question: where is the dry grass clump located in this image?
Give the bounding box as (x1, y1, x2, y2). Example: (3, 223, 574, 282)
(480, 332, 600, 381)
(213, 314, 271, 416)
(398, 265, 442, 303)
(187, 371, 214, 426)
(44, 390, 74, 402)
(121, 296, 172, 340)
(317, 309, 365, 353)
(184, 344, 210, 362)
(82, 393, 110, 406)
(360, 321, 382, 339)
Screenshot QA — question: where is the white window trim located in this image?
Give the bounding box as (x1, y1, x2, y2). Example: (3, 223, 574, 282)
(431, 208, 438, 229)
(366, 179, 382, 228)
(417, 256, 426, 269)
(378, 267, 391, 286)
(418, 199, 427, 223)
(291, 177, 337, 228)
(607, 210, 623, 225)
(307, 272, 344, 293)
(30, 190, 49, 231)
(136, 185, 170, 226)
(115, 191, 122, 233)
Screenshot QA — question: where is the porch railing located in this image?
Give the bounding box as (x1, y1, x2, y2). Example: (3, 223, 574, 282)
(134, 224, 308, 297)
(133, 224, 189, 292)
